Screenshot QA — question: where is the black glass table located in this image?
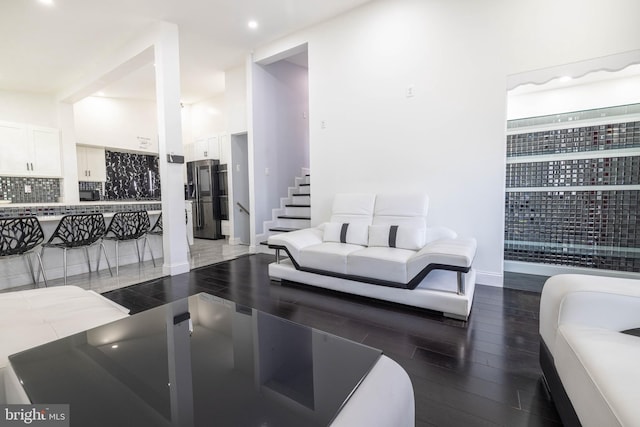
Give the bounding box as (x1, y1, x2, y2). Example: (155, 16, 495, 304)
(9, 293, 382, 427)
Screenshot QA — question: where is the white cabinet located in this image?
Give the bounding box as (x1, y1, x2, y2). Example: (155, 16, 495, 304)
(193, 136, 219, 160)
(77, 146, 106, 182)
(0, 122, 28, 175)
(0, 121, 61, 177)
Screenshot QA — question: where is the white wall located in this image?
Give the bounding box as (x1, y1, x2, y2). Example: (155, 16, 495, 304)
(73, 96, 158, 152)
(251, 59, 309, 235)
(225, 65, 248, 134)
(187, 95, 227, 142)
(508, 74, 640, 120)
(251, 0, 640, 286)
(0, 90, 58, 127)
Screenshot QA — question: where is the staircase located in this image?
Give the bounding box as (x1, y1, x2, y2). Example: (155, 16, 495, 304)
(258, 169, 310, 252)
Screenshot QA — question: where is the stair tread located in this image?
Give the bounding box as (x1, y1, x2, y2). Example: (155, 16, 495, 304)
(285, 204, 311, 208)
(278, 215, 311, 220)
(299, 183, 310, 186)
(291, 193, 309, 197)
(269, 227, 300, 232)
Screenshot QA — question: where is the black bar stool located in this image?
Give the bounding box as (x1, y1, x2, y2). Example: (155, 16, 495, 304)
(41, 213, 113, 285)
(101, 211, 156, 275)
(148, 212, 192, 258)
(149, 213, 163, 237)
(0, 216, 48, 287)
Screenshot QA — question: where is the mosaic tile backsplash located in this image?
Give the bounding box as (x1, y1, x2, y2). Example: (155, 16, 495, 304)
(0, 177, 61, 203)
(0, 202, 162, 219)
(505, 105, 640, 273)
(79, 181, 103, 198)
(105, 150, 161, 200)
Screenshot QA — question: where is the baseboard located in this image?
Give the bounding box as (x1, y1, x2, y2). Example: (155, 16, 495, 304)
(228, 237, 242, 245)
(476, 270, 503, 287)
(505, 261, 640, 280)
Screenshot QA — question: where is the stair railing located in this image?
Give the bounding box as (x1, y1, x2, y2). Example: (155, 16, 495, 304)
(237, 202, 250, 216)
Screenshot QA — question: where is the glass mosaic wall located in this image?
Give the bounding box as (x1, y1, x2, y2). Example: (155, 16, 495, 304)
(505, 104, 640, 273)
(0, 177, 61, 203)
(104, 150, 161, 200)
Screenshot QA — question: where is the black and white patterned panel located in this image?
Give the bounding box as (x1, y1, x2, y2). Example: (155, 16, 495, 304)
(104, 151, 161, 200)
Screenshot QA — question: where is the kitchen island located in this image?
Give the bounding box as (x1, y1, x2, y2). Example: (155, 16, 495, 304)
(0, 201, 163, 290)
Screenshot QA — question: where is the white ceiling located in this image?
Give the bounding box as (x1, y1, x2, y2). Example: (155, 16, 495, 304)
(0, 0, 371, 104)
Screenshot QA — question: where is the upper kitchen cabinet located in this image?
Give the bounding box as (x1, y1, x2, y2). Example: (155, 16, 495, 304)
(0, 121, 61, 177)
(77, 146, 106, 182)
(193, 136, 219, 160)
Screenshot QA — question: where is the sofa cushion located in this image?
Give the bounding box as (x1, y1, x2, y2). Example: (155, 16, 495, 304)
(368, 225, 425, 251)
(323, 222, 369, 246)
(555, 324, 640, 427)
(347, 247, 416, 284)
(299, 243, 365, 274)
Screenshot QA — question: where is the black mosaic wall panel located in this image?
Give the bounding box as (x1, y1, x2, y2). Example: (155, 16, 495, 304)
(505, 105, 640, 273)
(506, 156, 640, 188)
(505, 190, 640, 272)
(104, 151, 161, 200)
(0, 177, 61, 203)
(506, 121, 640, 157)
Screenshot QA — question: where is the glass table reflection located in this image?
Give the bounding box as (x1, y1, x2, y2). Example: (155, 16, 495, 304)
(9, 293, 382, 427)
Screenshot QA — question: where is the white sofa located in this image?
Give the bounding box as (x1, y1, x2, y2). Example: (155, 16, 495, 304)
(539, 274, 640, 427)
(268, 193, 477, 320)
(0, 285, 130, 403)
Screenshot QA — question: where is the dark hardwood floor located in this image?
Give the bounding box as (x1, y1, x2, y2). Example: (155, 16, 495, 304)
(102, 254, 561, 427)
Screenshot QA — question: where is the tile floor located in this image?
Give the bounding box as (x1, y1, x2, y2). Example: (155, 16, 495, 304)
(1, 238, 250, 294)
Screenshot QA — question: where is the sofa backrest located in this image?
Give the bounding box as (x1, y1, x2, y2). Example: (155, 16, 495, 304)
(330, 193, 376, 224)
(372, 194, 429, 229)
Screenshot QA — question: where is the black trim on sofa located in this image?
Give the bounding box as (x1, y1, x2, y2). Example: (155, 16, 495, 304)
(268, 244, 471, 291)
(539, 339, 582, 427)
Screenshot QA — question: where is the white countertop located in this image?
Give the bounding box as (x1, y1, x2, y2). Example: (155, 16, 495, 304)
(1, 200, 161, 208)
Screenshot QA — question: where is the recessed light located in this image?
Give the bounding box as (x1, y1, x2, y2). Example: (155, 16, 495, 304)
(558, 76, 572, 83)
(248, 20, 258, 30)
(39, 0, 54, 5)
(111, 344, 119, 349)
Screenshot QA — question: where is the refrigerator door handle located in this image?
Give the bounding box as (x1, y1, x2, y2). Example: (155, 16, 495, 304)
(194, 167, 203, 228)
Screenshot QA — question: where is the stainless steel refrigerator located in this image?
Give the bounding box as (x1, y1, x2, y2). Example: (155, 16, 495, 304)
(187, 159, 223, 240)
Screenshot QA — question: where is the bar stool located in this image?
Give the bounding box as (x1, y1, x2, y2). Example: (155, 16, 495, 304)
(149, 213, 163, 237)
(148, 212, 192, 258)
(0, 216, 48, 287)
(101, 211, 156, 275)
(40, 213, 112, 285)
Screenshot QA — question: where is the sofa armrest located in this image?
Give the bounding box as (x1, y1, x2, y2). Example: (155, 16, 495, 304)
(407, 237, 477, 279)
(559, 291, 640, 332)
(540, 274, 640, 356)
(268, 228, 323, 263)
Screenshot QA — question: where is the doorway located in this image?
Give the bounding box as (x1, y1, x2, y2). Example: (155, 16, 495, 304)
(231, 133, 250, 245)
(250, 44, 310, 247)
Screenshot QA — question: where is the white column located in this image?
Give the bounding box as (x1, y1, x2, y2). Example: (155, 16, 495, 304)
(154, 22, 190, 276)
(57, 102, 80, 203)
(245, 53, 257, 253)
